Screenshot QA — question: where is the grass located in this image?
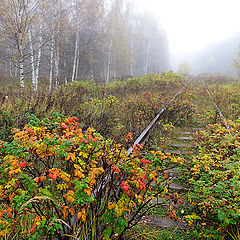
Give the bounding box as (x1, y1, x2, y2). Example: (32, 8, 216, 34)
(129, 224, 195, 240)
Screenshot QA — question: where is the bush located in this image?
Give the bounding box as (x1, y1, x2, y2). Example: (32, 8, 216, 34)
(185, 119, 240, 239)
(0, 72, 189, 142)
(0, 114, 180, 239)
(107, 72, 185, 97)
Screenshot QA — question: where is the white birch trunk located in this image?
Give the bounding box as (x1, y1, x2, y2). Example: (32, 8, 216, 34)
(28, 28, 36, 94)
(145, 41, 150, 75)
(55, 47, 59, 89)
(106, 30, 114, 84)
(75, 45, 80, 79)
(19, 59, 24, 96)
(9, 45, 12, 77)
(15, 64, 17, 78)
(130, 29, 134, 76)
(35, 23, 43, 90)
(9, 58, 12, 77)
(71, 31, 79, 82)
(49, 32, 55, 93)
(19, 43, 25, 96)
(63, 59, 66, 84)
(114, 60, 117, 79)
(91, 65, 94, 80)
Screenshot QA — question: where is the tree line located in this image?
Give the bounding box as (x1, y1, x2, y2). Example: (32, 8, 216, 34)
(0, 0, 169, 95)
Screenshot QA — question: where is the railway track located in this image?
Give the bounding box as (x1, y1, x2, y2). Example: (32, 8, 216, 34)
(127, 77, 233, 155)
(60, 76, 232, 239)
(127, 78, 192, 155)
(201, 79, 233, 136)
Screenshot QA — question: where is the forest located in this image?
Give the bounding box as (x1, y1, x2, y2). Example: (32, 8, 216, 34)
(0, 1, 240, 240)
(0, 0, 169, 95)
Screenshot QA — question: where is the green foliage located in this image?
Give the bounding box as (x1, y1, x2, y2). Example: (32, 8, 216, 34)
(0, 72, 191, 144)
(107, 72, 185, 96)
(185, 119, 240, 239)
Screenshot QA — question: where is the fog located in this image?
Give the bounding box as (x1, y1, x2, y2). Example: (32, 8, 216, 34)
(136, 0, 240, 75)
(171, 34, 240, 75)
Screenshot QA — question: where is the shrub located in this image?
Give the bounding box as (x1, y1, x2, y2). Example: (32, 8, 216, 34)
(0, 72, 188, 141)
(0, 114, 180, 239)
(107, 72, 185, 97)
(185, 119, 240, 239)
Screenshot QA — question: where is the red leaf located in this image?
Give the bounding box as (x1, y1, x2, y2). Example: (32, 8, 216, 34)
(49, 172, 58, 182)
(20, 161, 27, 168)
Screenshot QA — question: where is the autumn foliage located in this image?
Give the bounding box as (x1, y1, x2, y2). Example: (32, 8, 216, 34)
(0, 113, 181, 239)
(185, 119, 240, 239)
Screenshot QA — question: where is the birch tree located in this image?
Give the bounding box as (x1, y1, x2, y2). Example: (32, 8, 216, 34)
(0, 0, 38, 95)
(106, 0, 122, 83)
(71, 31, 78, 82)
(0, 0, 170, 89)
(29, 2, 44, 94)
(49, 30, 55, 92)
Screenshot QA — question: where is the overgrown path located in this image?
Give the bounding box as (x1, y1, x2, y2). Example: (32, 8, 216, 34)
(134, 79, 228, 231)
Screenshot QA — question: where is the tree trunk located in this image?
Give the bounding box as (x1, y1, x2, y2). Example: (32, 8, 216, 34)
(49, 32, 55, 93)
(35, 23, 43, 91)
(130, 29, 134, 76)
(17, 37, 25, 96)
(5, 62, 7, 75)
(75, 45, 80, 80)
(28, 28, 36, 94)
(15, 64, 17, 78)
(91, 65, 94, 80)
(19, 53, 25, 96)
(7, 45, 12, 77)
(55, 46, 60, 89)
(106, 30, 114, 84)
(19, 61, 24, 96)
(71, 31, 79, 82)
(9, 56, 12, 78)
(145, 41, 150, 75)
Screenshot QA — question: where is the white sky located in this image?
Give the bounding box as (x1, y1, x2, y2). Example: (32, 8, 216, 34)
(136, 0, 240, 55)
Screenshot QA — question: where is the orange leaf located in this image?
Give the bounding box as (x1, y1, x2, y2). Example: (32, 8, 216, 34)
(82, 208, 86, 222)
(40, 175, 47, 182)
(34, 177, 39, 183)
(9, 192, 15, 200)
(108, 202, 116, 210)
(77, 211, 82, 220)
(62, 206, 69, 219)
(64, 190, 75, 203)
(84, 188, 92, 197)
(69, 208, 75, 216)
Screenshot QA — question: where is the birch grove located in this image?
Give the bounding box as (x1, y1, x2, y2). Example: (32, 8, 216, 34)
(0, 0, 169, 94)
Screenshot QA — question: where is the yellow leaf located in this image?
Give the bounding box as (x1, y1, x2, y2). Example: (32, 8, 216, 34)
(34, 177, 39, 183)
(108, 202, 116, 210)
(82, 213, 86, 222)
(69, 153, 76, 161)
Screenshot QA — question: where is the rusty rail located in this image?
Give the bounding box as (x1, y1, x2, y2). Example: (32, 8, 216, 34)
(201, 79, 233, 136)
(127, 78, 192, 155)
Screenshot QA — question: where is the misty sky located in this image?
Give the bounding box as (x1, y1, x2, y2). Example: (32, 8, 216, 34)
(136, 0, 240, 55)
